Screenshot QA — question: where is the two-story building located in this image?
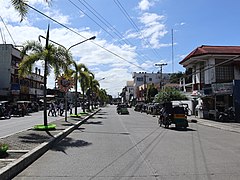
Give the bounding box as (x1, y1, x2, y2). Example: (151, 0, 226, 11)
(180, 45, 240, 122)
(0, 44, 44, 102)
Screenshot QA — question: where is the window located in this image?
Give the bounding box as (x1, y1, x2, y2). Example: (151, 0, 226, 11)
(136, 77, 143, 81)
(215, 66, 233, 82)
(149, 78, 152, 81)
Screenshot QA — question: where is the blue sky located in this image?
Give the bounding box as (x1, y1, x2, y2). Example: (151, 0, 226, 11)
(1, 0, 240, 97)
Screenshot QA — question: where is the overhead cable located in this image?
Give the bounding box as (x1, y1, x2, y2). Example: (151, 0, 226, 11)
(114, 0, 161, 59)
(24, 2, 146, 71)
(72, 0, 153, 63)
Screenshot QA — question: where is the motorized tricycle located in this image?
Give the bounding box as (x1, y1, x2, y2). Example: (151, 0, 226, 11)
(158, 102, 189, 129)
(0, 101, 11, 119)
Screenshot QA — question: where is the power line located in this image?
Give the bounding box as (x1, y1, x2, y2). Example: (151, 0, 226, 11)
(71, 0, 153, 63)
(114, 0, 161, 59)
(24, 2, 146, 71)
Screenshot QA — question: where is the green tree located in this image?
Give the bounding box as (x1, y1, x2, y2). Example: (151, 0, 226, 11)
(154, 87, 188, 103)
(98, 88, 109, 106)
(91, 79, 100, 110)
(70, 61, 89, 115)
(79, 71, 90, 113)
(169, 71, 185, 83)
(146, 84, 158, 102)
(19, 37, 70, 126)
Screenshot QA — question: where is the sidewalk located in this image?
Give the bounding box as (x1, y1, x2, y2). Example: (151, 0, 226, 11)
(188, 115, 240, 134)
(0, 108, 100, 180)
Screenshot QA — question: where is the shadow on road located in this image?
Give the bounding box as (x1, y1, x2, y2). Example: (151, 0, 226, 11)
(51, 137, 92, 154)
(84, 121, 103, 125)
(168, 127, 196, 131)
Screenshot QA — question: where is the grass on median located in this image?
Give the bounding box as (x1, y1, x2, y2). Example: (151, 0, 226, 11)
(34, 123, 56, 131)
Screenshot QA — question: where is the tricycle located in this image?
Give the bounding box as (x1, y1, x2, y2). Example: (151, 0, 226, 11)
(0, 101, 11, 119)
(158, 102, 188, 129)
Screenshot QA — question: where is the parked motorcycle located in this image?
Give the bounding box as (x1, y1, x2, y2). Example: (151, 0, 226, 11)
(218, 107, 235, 122)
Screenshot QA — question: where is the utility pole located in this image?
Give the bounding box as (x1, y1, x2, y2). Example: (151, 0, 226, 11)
(155, 63, 167, 91)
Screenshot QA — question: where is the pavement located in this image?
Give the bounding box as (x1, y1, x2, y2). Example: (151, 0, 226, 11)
(0, 108, 100, 180)
(0, 108, 240, 180)
(188, 115, 240, 134)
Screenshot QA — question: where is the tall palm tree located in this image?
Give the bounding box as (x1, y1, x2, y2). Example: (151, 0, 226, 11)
(79, 71, 90, 113)
(19, 38, 70, 126)
(91, 79, 100, 109)
(71, 62, 89, 115)
(11, 0, 50, 22)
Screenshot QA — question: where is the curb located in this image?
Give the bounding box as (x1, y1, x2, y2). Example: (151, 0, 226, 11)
(0, 109, 101, 180)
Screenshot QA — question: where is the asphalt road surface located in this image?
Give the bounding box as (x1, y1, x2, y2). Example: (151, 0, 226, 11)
(15, 105, 240, 180)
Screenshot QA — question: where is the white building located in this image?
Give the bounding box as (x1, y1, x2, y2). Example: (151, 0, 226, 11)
(0, 44, 44, 101)
(132, 72, 171, 101)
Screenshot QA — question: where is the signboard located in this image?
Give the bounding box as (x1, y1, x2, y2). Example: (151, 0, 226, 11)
(57, 75, 74, 92)
(212, 82, 233, 94)
(11, 83, 20, 95)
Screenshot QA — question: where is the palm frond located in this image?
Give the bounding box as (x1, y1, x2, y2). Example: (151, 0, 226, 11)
(19, 53, 41, 77)
(11, 0, 28, 22)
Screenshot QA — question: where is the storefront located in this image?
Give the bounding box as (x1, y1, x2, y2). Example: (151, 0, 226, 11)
(201, 82, 233, 120)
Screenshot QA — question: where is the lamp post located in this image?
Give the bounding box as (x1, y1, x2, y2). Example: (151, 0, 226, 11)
(39, 35, 96, 121)
(155, 63, 167, 91)
(97, 77, 105, 81)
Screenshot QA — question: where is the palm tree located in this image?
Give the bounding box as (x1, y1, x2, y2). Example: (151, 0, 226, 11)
(79, 71, 90, 113)
(69, 61, 89, 115)
(91, 79, 100, 110)
(11, 0, 50, 22)
(19, 38, 70, 126)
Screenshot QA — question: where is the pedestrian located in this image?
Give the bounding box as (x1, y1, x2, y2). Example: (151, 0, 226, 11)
(52, 102, 57, 116)
(69, 103, 73, 114)
(48, 103, 53, 116)
(60, 102, 64, 116)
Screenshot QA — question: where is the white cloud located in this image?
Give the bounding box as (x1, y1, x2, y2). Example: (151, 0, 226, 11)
(44, 9, 71, 25)
(125, 12, 168, 48)
(138, 0, 154, 11)
(1, 1, 166, 97)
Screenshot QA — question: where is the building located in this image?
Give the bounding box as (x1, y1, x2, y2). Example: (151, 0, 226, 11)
(132, 72, 171, 101)
(179, 45, 240, 122)
(0, 44, 44, 102)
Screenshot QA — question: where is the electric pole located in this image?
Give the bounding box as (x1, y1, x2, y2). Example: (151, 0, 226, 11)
(155, 63, 167, 91)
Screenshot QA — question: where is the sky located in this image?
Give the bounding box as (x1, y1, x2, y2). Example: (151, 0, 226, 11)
(1, 0, 240, 97)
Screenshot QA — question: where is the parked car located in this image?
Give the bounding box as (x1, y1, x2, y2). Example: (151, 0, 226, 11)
(117, 104, 129, 115)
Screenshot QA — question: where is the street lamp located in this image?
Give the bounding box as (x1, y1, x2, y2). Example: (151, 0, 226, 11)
(67, 36, 96, 52)
(155, 63, 167, 90)
(97, 77, 105, 81)
(38, 35, 96, 121)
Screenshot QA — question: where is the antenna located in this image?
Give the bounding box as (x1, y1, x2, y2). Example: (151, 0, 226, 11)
(172, 29, 174, 73)
(0, 28, 6, 44)
(0, 15, 16, 45)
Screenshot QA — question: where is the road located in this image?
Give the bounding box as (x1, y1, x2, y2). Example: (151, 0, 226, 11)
(0, 110, 71, 138)
(15, 105, 240, 180)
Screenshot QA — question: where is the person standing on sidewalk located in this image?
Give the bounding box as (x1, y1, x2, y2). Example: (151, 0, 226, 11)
(69, 103, 73, 114)
(60, 102, 64, 116)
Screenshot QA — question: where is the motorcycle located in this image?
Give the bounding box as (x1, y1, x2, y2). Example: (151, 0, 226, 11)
(218, 107, 235, 122)
(158, 112, 172, 128)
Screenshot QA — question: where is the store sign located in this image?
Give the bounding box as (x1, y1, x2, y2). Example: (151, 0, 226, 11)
(212, 82, 233, 94)
(57, 75, 74, 92)
(11, 83, 20, 95)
